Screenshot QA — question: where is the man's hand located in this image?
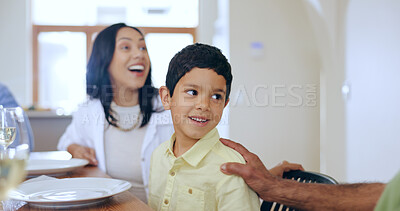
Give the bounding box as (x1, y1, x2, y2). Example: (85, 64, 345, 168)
(67, 144, 98, 166)
(219, 138, 386, 210)
(270, 160, 304, 178)
(219, 138, 277, 200)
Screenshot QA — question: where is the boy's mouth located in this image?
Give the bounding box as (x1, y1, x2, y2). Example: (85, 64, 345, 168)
(188, 116, 209, 127)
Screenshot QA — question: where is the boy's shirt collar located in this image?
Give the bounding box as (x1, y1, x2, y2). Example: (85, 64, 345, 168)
(165, 128, 220, 167)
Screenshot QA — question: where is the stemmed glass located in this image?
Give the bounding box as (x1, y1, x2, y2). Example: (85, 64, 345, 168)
(0, 106, 30, 201)
(0, 105, 18, 149)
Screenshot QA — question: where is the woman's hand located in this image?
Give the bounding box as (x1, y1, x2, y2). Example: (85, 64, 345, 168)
(269, 160, 304, 178)
(67, 144, 98, 166)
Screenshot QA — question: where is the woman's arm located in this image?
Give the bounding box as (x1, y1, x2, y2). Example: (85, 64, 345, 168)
(57, 102, 99, 165)
(67, 143, 98, 165)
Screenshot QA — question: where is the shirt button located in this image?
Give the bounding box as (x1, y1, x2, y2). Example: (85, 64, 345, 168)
(188, 188, 192, 194)
(170, 171, 175, 176)
(164, 199, 169, 205)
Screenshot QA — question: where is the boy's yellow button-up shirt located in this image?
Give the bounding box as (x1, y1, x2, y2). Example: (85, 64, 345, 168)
(148, 128, 260, 211)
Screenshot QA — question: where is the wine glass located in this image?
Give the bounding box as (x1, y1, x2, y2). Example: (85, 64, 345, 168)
(0, 106, 30, 201)
(0, 144, 29, 200)
(0, 106, 18, 149)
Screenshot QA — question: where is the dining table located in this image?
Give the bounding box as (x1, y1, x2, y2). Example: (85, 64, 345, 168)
(1, 151, 153, 211)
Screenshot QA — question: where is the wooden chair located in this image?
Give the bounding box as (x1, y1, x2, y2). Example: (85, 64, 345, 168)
(260, 170, 338, 211)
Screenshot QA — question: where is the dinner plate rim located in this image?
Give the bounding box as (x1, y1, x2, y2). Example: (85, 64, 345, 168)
(26, 158, 89, 175)
(9, 177, 132, 205)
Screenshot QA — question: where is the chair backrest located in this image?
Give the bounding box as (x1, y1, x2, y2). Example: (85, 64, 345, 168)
(260, 170, 338, 211)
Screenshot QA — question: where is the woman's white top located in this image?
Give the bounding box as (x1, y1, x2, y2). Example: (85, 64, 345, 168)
(104, 102, 148, 202)
(57, 97, 174, 198)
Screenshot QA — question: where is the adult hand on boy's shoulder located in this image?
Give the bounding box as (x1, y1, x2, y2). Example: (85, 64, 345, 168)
(219, 138, 304, 200)
(219, 138, 304, 177)
(219, 138, 276, 200)
(219, 138, 269, 176)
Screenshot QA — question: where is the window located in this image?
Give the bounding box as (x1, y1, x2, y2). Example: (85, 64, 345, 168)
(32, 0, 198, 114)
(146, 33, 194, 88)
(38, 31, 87, 112)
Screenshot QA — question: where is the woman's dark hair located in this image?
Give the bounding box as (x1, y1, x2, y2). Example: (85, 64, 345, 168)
(86, 23, 157, 128)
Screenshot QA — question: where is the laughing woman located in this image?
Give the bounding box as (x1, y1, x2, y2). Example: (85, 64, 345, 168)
(57, 23, 174, 203)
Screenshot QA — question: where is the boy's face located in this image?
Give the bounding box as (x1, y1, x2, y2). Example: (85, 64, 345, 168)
(160, 68, 229, 142)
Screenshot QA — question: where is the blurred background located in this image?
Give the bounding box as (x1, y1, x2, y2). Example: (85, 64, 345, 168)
(1, 0, 399, 184)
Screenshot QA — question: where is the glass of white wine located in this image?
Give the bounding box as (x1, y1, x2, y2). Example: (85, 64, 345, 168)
(0, 144, 29, 200)
(0, 106, 30, 201)
(0, 106, 18, 149)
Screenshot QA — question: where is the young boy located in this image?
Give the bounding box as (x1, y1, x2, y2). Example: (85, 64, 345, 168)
(148, 43, 259, 210)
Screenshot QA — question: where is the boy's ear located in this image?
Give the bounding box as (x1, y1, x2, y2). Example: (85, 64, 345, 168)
(224, 98, 230, 108)
(159, 86, 172, 110)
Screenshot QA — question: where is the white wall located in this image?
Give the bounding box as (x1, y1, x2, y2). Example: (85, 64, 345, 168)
(303, 0, 400, 183)
(346, 0, 400, 183)
(229, 0, 321, 171)
(303, 0, 349, 182)
(0, 0, 31, 106)
(197, 0, 217, 45)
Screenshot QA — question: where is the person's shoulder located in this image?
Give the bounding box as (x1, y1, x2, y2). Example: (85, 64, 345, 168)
(75, 99, 102, 112)
(151, 139, 170, 163)
(71, 99, 105, 122)
(153, 139, 170, 155)
(0, 83, 7, 91)
(0, 83, 19, 107)
(212, 141, 246, 164)
(79, 98, 101, 107)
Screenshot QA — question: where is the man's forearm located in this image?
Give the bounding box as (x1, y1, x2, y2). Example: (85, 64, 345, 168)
(265, 179, 386, 211)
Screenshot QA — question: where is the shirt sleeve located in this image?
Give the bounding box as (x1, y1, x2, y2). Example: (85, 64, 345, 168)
(216, 174, 260, 211)
(374, 171, 400, 211)
(57, 103, 98, 151)
(0, 84, 19, 107)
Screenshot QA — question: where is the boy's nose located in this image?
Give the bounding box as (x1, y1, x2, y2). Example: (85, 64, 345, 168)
(195, 97, 211, 111)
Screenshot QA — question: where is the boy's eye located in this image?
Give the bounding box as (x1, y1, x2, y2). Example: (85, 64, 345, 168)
(139, 46, 147, 51)
(212, 94, 223, 100)
(186, 90, 198, 96)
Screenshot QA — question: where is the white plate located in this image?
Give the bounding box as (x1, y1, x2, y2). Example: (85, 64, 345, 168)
(29, 151, 72, 160)
(26, 159, 89, 175)
(9, 178, 132, 208)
